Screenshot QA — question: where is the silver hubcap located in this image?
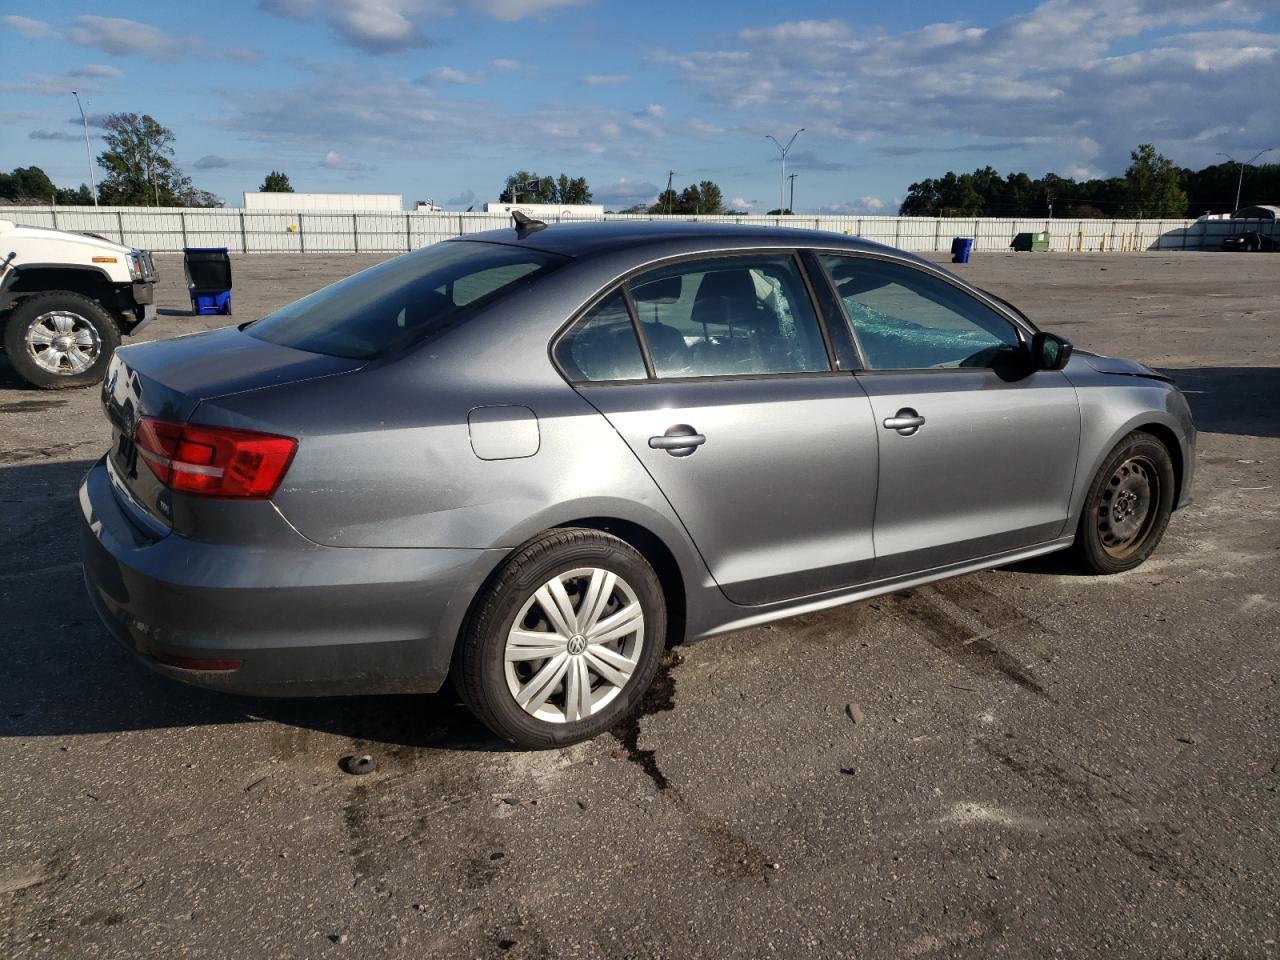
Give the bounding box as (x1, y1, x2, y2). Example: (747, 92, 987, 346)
(504, 567, 645, 724)
(25, 310, 101, 375)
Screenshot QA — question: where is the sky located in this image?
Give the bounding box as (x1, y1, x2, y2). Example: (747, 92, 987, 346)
(1, 0, 1278, 213)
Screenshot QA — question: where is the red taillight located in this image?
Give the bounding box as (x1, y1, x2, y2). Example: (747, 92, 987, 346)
(134, 417, 297, 498)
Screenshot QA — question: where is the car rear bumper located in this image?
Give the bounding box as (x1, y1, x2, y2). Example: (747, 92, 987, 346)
(78, 456, 501, 697)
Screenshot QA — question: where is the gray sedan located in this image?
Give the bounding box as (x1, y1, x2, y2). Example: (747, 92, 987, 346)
(79, 221, 1195, 747)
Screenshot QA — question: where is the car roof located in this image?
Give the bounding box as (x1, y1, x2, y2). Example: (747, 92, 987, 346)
(452, 219, 915, 262)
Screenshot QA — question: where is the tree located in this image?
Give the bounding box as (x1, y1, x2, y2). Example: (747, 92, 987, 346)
(0, 166, 93, 204)
(499, 171, 592, 205)
(1182, 160, 1280, 215)
(260, 170, 294, 193)
(0, 166, 57, 201)
(1121, 144, 1188, 219)
(647, 179, 725, 214)
(95, 113, 216, 206)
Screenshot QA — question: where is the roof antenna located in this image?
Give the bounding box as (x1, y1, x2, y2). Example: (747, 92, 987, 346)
(511, 209, 546, 236)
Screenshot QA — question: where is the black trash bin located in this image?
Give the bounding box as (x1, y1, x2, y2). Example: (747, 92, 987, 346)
(183, 247, 232, 315)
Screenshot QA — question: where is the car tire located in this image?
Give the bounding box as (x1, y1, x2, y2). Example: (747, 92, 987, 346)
(1072, 431, 1176, 575)
(3, 291, 120, 389)
(454, 528, 667, 749)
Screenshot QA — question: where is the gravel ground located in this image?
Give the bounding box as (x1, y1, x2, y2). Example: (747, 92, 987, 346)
(1, 249, 1277, 960)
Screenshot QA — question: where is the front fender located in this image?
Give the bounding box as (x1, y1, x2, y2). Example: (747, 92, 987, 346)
(1064, 370, 1196, 527)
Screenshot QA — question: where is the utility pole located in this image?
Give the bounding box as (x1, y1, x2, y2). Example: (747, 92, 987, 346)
(1217, 148, 1275, 211)
(71, 91, 98, 206)
(664, 170, 675, 215)
(787, 173, 797, 215)
(765, 129, 803, 213)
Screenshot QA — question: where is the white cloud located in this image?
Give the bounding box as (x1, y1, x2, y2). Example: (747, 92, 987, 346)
(583, 73, 629, 85)
(658, 0, 1280, 171)
(595, 177, 660, 209)
(824, 197, 887, 215)
(472, 0, 590, 20)
(728, 196, 754, 211)
(3, 67, 121, 97)
(3, 15, 56, 38)
(319, 150, 376, 173)
(491, 58, 521, 71)
(425, 66, 481, 84)
(67, 15, 257, 63)
(260, 0, 590, 52)
(642, 103, 665, 118)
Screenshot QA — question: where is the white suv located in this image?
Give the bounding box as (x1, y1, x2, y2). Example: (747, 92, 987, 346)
(0, 218, 158, 389)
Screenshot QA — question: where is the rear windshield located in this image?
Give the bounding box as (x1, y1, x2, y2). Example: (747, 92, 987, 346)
(248, 240, 566, 358)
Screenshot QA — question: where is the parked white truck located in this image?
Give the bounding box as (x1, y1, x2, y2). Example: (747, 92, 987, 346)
(0, 218, 158, 388)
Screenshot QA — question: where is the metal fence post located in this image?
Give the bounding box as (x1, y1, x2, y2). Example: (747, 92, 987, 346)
(240, 212, 248, 253)
(934, 219, 942, 252)
(299, 213, 305, 253)
(51, 207, 59, 230)
(180, 211, 188, 248)
(352, 213, 359, 253)
(117, 211, 125, 245)
(405, 213, 411, 251)
(458, 214, 464, 238)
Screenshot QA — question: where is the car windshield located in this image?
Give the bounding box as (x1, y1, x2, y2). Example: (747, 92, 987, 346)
(248, 240, 567, 359)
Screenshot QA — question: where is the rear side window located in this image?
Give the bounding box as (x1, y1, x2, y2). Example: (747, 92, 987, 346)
(628, 255, 830, 378)
(249, 241, 566, 358)
(555, 292, 648, 382)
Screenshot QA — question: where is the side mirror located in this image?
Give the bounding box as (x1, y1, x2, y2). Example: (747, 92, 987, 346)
(1031, 331, 1073, 371)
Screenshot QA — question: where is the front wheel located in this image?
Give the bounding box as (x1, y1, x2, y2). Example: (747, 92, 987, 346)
(3, 291, 121, 389)
(454, 529, 667, 748)
(1073, 431, 1176, 574)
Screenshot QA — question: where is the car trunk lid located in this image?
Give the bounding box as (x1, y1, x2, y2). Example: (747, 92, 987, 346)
(101, 326, 361, 531)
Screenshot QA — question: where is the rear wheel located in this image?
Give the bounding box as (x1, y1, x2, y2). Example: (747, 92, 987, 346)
(1073, 431, 1175, 574)
(454, 529, 667, 748)
(3, 291, 120, 389)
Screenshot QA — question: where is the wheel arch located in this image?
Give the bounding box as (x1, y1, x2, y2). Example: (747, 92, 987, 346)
(9, 264, 116, 299)
(1134, 420, 1185, 508)
(553, 516, 687, 648)
(448, 513, 693, 684)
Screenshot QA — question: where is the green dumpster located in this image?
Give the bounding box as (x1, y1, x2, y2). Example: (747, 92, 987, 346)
(1011, 231, 1050, 252)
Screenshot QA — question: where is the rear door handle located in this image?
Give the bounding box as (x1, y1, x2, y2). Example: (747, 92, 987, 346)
(883, 408, 925, 435)
(649, 424, 706, 457)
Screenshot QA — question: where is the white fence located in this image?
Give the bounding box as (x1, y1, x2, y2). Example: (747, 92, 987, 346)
(4, 206, 1275, 254)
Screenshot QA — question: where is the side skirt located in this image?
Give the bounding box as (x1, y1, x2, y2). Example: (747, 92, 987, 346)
(693, 535, 1076, 640)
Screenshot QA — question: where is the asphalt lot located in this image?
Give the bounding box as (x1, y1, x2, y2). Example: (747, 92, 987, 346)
(2, 249, 1277, 959)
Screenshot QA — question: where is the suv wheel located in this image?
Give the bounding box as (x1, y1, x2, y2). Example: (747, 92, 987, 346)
(3, 291, 120, 389)
(455, 529, 667, 748)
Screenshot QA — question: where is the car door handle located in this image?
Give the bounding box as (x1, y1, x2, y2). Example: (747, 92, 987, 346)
(649, 425, 706, 457)
(883, 409, 926, 435)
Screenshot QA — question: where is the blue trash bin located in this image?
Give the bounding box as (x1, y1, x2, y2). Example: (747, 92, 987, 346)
(183, 247, 233, 316)
(950, 237, 974, 264)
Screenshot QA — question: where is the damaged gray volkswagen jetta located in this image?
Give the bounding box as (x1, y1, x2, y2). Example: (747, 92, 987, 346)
(79, 220, 1195, 748)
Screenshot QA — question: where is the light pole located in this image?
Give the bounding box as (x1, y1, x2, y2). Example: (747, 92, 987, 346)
(1216, 148, 1275, 212)
(766, 128, 803, 213)
(71, 91, 98, 206)
(788, 173, 797, 215)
